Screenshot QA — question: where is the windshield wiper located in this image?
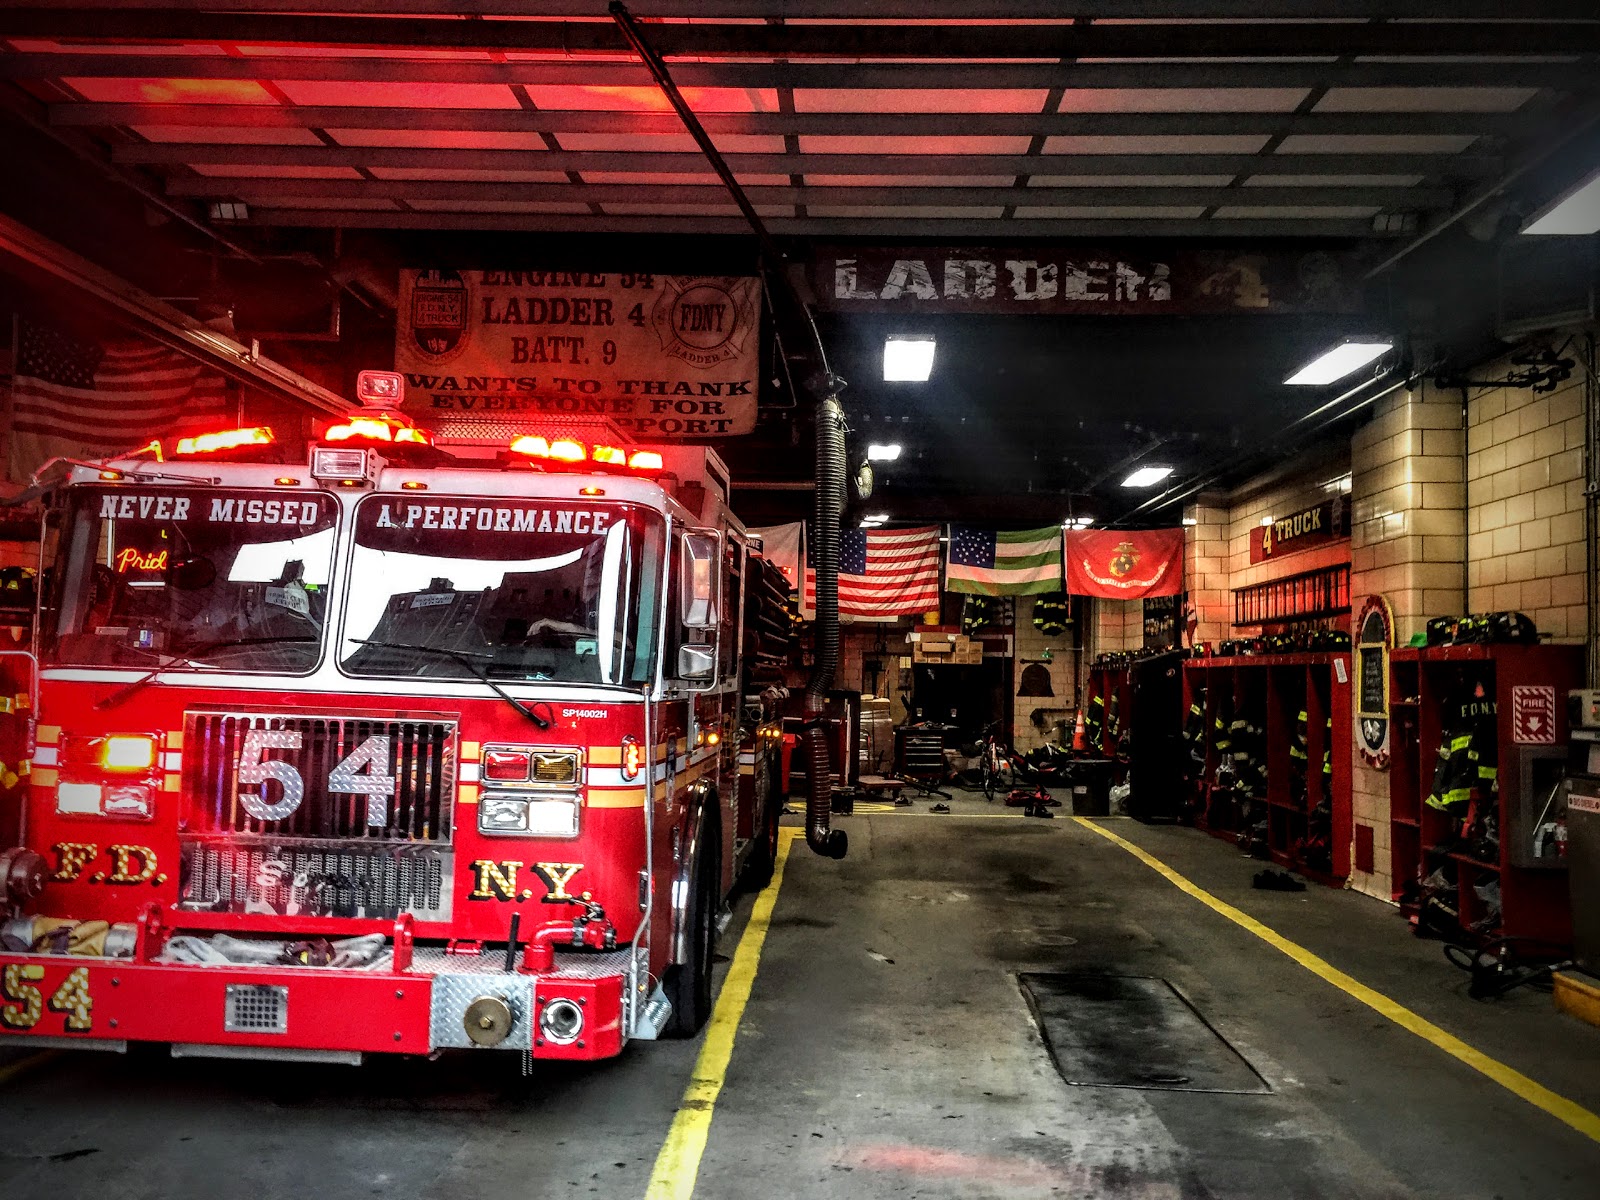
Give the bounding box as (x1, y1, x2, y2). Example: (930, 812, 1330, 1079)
(350, 639, 552, 730)
(96, 635, 318, 710)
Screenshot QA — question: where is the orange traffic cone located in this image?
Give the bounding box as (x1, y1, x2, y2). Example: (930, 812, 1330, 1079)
(1072, 707, 1089, 752)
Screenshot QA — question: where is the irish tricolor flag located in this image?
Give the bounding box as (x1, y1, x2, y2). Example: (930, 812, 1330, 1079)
(944, 525, 1064, 595)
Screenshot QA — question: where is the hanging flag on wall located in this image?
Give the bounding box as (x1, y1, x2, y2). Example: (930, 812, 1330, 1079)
(7, 320, 230, 482)
(1065, 528, 1185, 599)
(945, 525, 1064, 595)
(806, 526, 941, 620)
(749, 522, 806, 594)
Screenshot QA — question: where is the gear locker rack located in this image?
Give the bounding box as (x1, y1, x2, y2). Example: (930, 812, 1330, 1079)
(1388, 643, 1582, 943)
(1085, 664, 1133, 761)
(1182, 653, 1353, 886)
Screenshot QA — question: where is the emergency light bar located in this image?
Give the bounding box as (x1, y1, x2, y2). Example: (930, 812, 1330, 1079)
(508, 437, 662, 474)
(324, 416, 432, 446)
(173, 426, 274, 456)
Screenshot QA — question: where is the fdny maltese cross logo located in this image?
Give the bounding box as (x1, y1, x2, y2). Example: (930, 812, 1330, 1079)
(1109, 540, 1140, 578)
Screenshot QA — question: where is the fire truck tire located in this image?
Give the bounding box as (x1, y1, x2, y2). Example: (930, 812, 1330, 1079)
(742, 786, 780, 893)
(663, 811, 719, 1038)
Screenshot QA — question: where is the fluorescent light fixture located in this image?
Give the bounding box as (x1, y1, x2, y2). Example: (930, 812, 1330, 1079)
(1074, 516, 1095, 528)
(1182, 517, 1198, 527)
(1121, 466, 1174, 488)
(1261, 516, 1274, 527)
(1285, 339, 1392, 386)
(866, 443, 903, 462)
(883, 336, 935, 382)
(1522, 168, 1600, 236)
(860, 513, 889, 528)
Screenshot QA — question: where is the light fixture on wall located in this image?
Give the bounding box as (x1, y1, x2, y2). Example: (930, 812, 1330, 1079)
(860, 513, 889, 528)
(1521, 167, 1600, 236)
(1285, 339, 1393, 385)
(866, 443, 903, 461)
(1182, 517, 1198, 527)
(1121, 466, 1173, 488)
(883, 336, 935, 382)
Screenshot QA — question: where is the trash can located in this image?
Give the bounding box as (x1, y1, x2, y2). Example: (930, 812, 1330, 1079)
(1068, 758, 1115, 817)
(1567, 777, 1600, 977)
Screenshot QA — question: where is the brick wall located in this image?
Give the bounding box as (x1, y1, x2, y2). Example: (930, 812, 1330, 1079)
(1465, 372, 1587, 642)
(1183, 498, 1230, 645)
(1346, 384, 1468, 901)
(1013, 594, 1081, 752)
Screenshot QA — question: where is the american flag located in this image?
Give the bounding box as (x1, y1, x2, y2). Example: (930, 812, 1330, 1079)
(8, 320, 230, 478)
(806, 525, 941, 620)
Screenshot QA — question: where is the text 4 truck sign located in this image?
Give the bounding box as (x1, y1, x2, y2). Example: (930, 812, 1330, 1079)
(396, 270, 760, 438)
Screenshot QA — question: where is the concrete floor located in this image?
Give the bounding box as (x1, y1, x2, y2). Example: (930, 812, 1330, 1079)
(3, 806, 1599, 1198)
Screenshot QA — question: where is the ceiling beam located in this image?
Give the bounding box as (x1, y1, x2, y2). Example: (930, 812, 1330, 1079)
(1, 17, 1596, 58)
(37, 103, 1516, 138)
(15, 55, 1597, 91)
(4, 1, 1598, 17)
(112, 143, 1506, 179)
(244, 208, 1392, 238)
(167, 176, 1454, 209)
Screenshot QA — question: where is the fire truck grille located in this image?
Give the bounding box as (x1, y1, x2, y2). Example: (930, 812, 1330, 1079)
(181, 712, 456, 844)
(179, 839, 450, 922)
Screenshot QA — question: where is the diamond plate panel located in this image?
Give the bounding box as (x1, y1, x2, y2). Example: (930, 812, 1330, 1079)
(429, 972, 534, 1051)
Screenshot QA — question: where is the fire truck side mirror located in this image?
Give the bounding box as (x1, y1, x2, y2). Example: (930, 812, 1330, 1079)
(678, 644, 715, 680)
(680, 533, 719, 629)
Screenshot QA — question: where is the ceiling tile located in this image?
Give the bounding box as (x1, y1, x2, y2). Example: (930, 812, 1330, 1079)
(581, 171, 790, 186)
(555, 132, 786, 153)
(273, 81, 521, 109)
(1242, 173, 1424, 187)
(601, 203, 792, 217)
(806, 174, 1016, 187)
(367, 167, 570, 183)
(1058, 88, 1307, 113)
(326, 129, 548, 150)
(64, 77, 277, 105)
(799, 135, 1034, 155)
(1012, 205, 1208, 218)
(189, 164, 362, 180)
(1042, 134, 1270, 154)
(1212, 205, 1381, 218)
(792, 89, 1048, 114)
(259, 198, 398, 211)
(807, 205, 1005, 218)
(1276, 134, 1479, 154)
(1028, 174, 1235, 187)
(408, 201, 594, 214)
(522, 85, 779, 112)
(133, 125, 324, 145)
(1316, 87, 1538, 113)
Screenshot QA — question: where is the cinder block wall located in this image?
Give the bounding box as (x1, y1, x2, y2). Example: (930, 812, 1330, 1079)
(1013, 595, 1080, 752)
(1345, 384, 1468, 901)
(1465, 373, 1587, 642)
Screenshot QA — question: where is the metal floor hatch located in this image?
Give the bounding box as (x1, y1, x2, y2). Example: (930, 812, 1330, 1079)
(1019, 973, 1271, 1095)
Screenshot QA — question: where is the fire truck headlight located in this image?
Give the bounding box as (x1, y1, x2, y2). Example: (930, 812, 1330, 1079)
(479, 796, 530, 834)
(104, 785, 154, 819)
(540, 998, 584, 1045)
(479, 794, 579, 838)
(100, 735, 156, 773)
(56, 782, 104, 815)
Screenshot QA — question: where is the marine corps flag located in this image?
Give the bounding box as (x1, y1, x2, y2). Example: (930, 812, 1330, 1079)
(1065, 529, 1185, 600)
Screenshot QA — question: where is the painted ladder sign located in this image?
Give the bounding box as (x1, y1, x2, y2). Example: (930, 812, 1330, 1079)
(396, 270, 761, 439)
(1250, 496, 1350, 564)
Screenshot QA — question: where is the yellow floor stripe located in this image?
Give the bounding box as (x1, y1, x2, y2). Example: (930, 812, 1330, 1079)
(0, 1049, 60, 1087)
(645, 827, 801, 1200)
(1074, 817, 1600, 1147)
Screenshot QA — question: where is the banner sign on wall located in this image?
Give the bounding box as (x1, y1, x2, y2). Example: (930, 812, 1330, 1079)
(1065, 529, 1185, 600)
(1250, 496, 1350, 564)
(813, 246, 1363, 316)
(396, 270, 761, 439)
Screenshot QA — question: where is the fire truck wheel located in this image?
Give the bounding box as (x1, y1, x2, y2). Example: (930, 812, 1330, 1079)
(663, 812, 719, 1038)
(742, 791, 780, 893)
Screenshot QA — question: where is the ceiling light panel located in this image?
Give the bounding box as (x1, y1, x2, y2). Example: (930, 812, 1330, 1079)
(1122, 467, 1174, 487)
(1522, 170, 1600, 236)
(1285, 340, 1392, 385)
(884, 337, 936, 382)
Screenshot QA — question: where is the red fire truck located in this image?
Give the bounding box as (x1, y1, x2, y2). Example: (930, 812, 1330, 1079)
(0, 372, 826, 1063)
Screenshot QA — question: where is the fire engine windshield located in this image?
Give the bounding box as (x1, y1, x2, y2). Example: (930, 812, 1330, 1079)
(340, 497, 664, 687)
(45, 486, 339, 673)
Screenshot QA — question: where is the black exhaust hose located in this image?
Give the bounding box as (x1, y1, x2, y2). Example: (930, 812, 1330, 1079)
(803, 392, 847, 859)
